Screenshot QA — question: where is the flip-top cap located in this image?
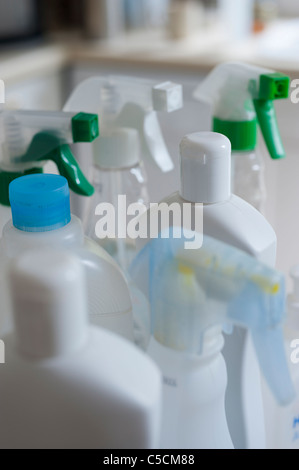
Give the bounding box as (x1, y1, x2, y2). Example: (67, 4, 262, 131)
(9, 174, 71, 232)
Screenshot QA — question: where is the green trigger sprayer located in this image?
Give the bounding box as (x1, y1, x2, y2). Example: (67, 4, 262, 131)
(0, 109, 99, 232)
(194, 62, 290, 212)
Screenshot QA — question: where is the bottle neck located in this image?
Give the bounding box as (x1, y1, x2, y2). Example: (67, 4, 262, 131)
(153, 327, 224, 361)
(10, 249, 89, 360)
(213, 117, 257, 152)
(178, 191, 231, 206)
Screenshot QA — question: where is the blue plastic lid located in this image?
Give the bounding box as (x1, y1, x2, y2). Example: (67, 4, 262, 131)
(9, 174, 71, 232)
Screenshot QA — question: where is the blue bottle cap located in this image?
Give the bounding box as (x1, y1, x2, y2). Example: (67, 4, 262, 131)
(9, 174, 71, 232)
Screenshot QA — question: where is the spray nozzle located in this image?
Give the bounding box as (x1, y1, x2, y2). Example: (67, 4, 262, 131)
(194, 62, 289, 160)
(0, 110, 99, 205)
(63, 76, 183, 172)
(130, 228, 295, 406)
(71, 112, 99, 142)
(256, 73, 289, 101)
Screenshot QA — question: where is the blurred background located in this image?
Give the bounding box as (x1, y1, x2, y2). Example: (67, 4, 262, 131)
(1, 0, 299, 287)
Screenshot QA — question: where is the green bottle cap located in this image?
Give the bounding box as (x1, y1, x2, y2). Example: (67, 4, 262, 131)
(72, 112, 99, 142)
(213, 118, 257, 152)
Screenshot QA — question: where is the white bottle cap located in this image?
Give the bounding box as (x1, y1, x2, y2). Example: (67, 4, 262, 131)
(93, 127, 140, 169)
(179, 132, 231, 203)
(9, 249, 88, 359)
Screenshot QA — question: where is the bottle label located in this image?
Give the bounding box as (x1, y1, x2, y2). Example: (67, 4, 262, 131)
(163, 375, 178, 388)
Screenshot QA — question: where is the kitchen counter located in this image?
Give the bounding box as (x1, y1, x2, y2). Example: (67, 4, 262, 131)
(70, 23, 299, 76)
(1, 19, 299, 85)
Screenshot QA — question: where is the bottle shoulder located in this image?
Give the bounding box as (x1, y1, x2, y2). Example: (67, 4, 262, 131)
(1, 215, 84, 256)
(201, 194, 276, 257)
(148, 337, 227, 400)
(0, 330, 160, 448)
(137, 192, 276, 263)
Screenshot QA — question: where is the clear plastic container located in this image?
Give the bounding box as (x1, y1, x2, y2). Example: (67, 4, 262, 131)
(0, 173, 133, 341)
(231, 150, 266, 212)
(85, 162, 149, 269)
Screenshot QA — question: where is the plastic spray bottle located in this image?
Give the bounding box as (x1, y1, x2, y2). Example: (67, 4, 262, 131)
(63, 75, 183, 269)
(135, 131, 278, 448)
(130, 228, 295, 449)
(0, 109, 99, 233)
(0, 174, 133, 341)
(194, 62, 289, 212)
(63, 75, 182, 350)
(0, 247, 161, 449)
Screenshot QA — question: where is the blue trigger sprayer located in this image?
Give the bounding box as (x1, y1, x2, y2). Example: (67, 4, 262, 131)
(130, 228, 295, 449)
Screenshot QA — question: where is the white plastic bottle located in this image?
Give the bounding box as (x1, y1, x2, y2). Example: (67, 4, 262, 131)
(0, 109, 99, 234)
(136, 132, 277, 449)
(148, 262, 232, 449)
(0, 173, 133, 341)
(0, 248, 161, 449)
(131, 229, 294, 449)
(264, 265, 299, 448)
(194, 62, 290, 212)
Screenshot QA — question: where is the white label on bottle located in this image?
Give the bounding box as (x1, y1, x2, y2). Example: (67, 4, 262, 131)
(163, 375, 178, 388)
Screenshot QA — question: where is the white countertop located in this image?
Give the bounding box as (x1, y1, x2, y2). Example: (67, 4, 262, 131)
(1, 19, 299, 85)
(70, 23, 299, 76)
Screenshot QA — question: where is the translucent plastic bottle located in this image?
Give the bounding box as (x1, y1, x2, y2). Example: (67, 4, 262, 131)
(64, 75, 183, 269)
(84, 127, 149, 269)
(64, 76, 182, 350)
(0, 173, 133, 341)
(83, 130, 151, 349)
(231, 149, 266, 212)
(194, 62, 290, 213)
